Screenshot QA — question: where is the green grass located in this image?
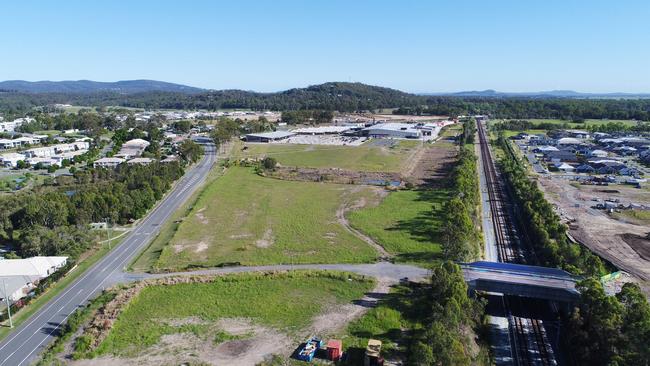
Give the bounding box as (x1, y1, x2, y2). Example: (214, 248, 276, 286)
(130, 167, 226, 272)
(611, 209, 650, 225)
(0, 236, 125, 341)
(151, 167, 379, 271)
(34, 130, 62, 135)
(347, 189, 447, 264)
(95, 271, 375, 356)
(339, 284, 430, 365)
(232, 140, 419, 172)
(501, 129, 547, 138)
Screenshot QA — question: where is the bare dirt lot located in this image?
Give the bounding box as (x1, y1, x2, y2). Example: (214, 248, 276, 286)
(537, 177, 650, 292)
(60, 274, 393, 366)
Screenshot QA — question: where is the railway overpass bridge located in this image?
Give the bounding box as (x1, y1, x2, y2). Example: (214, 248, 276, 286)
(461, 261, 581, 303)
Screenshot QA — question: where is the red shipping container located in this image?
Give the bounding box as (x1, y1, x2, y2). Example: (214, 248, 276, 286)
(326, 339, 343, 361)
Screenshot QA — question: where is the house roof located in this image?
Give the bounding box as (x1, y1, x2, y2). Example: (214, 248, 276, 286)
(95, 157, 125, 164)
(557, 137, 583, 145)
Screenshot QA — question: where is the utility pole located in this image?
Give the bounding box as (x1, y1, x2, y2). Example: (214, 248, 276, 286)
(2, 279, 13, 328)
(104, 218, 112, 249)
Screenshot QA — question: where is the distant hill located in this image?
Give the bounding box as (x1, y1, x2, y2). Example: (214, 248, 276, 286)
(0, 79, 204, 94)
(423, 89, 650, 98)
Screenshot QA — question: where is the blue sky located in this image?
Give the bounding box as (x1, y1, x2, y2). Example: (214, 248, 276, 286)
(1, 0, 649, 92)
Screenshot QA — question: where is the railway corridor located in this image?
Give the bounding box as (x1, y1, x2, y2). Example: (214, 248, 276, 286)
(476, 120, 558, 366)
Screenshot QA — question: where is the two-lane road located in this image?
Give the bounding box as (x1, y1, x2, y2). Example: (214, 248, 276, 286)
(0, 144, 216, 366)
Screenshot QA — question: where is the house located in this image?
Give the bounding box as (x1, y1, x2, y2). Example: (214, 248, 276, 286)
(567, 130, 591, 139)
(576, 164, 596, 174)
(0, 153, 27, 168)
(127, 157, 154, 165)
(619, 167, 643, 177)
(0, 256, 68, 302)
(245, 131, 295, 143)
(557, 137, 584, 146)
(93, 157, 125, 168)
(161, 155, 179, 163)
(553, 162, 575, 172)
(24, 146, 57, 158)
(545, 150, 579, 163)
(533, 146, 559, 154)
(0, 139, 17, 149)
(588, 149, 608, 158)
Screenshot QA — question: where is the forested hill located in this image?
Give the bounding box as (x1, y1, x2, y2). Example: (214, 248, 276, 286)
(0, 79, 204, 94)
(2, 81, 650, 121)
(0, 82, 422, 112)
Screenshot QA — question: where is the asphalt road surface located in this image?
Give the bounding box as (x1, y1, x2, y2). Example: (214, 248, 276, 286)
(0, 143, 216, 366)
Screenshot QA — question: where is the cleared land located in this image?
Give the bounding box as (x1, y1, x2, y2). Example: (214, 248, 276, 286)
(232, 140, 421, 172)
(537, 176, 650, 286)
(151, 167, 380, 271)
(73, 271, 375, 365)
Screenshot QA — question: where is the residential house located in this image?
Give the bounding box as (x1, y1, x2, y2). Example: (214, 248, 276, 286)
(93, 157, 125, 168)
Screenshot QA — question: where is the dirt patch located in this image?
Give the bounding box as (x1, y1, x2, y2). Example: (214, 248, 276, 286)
(195, 207, 209, 224)
(230, 233, 252, 239)
(266, 166, 404, 186)
(255, 229, 275, 248)
(172, 244, 185, 254)
(538, 176, 650, 283)
(71, 320, 293, 366)
(403, 142, 457, 187)
(336, 188, 391, 259)
(194, 241, 209, 253)
(310, 278, 391, 336)
(621, 234, 650, 261)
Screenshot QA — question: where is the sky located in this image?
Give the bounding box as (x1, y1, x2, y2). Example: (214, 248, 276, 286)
(1, 0, 649, 93)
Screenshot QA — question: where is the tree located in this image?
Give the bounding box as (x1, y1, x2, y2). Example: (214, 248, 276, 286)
(177, 140, 203, 163)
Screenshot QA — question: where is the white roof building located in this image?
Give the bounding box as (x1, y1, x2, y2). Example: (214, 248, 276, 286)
(127, 157, 154, 165)
(0, 256, 68, 302)
(363, 123, 421, 139)
(589, 149, 608, 158)
(0, 152, 27, 168)
(93, 157, 126, 168)
(292, 126, 352, 135)
(557, 137, 583, 145)
(123, 138, 151, 149)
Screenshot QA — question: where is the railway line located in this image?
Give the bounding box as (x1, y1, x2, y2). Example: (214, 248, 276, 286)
(476, 120, 557, 366)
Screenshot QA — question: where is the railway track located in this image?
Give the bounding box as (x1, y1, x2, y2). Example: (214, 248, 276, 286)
(476, 120, 557, 366)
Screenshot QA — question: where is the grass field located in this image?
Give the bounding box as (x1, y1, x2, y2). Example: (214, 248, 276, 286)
(347, 189, 447, 263)
(150, 167, 379, 271)
(231, 140, 419, 172)
(340, 284, 423, 364)
(611, 209, 650, 225)
(95, 271, 375, 356)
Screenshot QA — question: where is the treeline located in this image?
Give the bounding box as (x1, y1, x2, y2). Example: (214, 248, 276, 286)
(441, 132, 482, 262)
(0, 162, 184, 259)
(395, 97, 650, 121)
(460, 118, 476, 144)
(495, 119, 650, 133)
(4, 83, 650, 121)
(566, 279, 650, 366)
(411, 261, 487, 365)
(497, 134, 607, 276)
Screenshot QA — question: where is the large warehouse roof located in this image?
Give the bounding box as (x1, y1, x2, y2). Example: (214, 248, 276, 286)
(246, 131, 295, 139)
